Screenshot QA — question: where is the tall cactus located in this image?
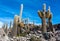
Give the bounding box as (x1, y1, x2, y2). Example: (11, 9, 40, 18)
(12, 15, 19, 36)
(42, 3, 46, 33)
(38, 3, 47, 33)
(47, 6, 54, 32)
(38, 3, 53, 33)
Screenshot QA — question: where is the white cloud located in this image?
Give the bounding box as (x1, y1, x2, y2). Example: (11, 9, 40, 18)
(0, 21, 3, 28)
(0, 17, 13, 23)
(28, 22, 33, 24)
(35, 23, 42, 26)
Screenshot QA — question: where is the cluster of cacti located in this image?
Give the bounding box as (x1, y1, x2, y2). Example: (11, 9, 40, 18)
(38, 3, 52, 33)
(11, 4, 24, 37)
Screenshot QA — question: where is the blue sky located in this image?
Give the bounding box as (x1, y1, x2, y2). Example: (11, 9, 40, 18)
(0, 0, 60, 27)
